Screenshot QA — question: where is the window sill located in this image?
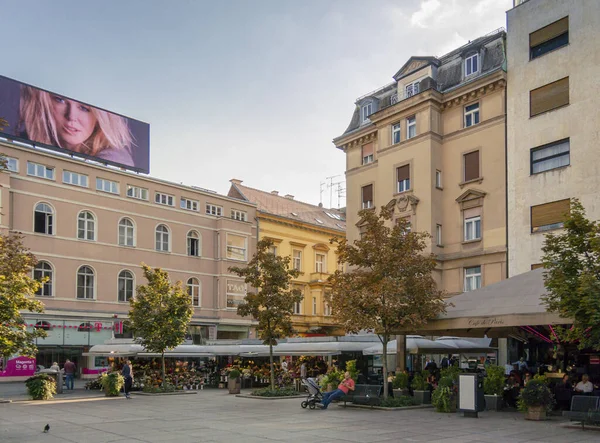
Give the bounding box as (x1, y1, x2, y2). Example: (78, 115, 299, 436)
(531, 226, 564, 234)
(464, 122, 480, 130)
(76, 298, 96, 301)
(462, 239, 482, 245)
(530, 164, 570, 176)
(530, 103, 569, 119)
(459, 177, 483, 188)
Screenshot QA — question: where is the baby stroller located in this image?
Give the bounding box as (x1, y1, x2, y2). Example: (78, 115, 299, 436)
(301, 378, 323, 409)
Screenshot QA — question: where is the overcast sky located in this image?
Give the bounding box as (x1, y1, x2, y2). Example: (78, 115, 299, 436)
(2, 0, 511, 208)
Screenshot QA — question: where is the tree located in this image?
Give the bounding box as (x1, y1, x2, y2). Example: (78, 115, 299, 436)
(229, 238, 302, 390)
(127, 264, 193, 387)
(0, 233, 47, 359)
(328, 206, 446, 398)
(542, 198, 600, 350)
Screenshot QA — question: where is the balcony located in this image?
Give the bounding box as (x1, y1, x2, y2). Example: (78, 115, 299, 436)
(309, 272, 330, 283)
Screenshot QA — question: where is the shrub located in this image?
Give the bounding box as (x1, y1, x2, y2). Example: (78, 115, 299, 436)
(100, 372, 124, 397)
(142, 383, 176, 393)
(432, 385, 455, 413)
(380, 396, 418, 408)
(440, 362, 461, 383)
(393, 372, 409, 389)
(437, 376, 454, 389)
(411, 372, 427, 391)
(517, 379, 555, 412)
(228, 369, 241, 379)
(484, 365, 506, 396)
(251, 387, 297, 397)
(25, 374, 56, 400)
(345, 360, 358, 381)
(85, 376, 103, 390)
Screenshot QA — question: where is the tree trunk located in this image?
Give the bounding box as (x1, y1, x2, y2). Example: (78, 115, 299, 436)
(161, 352, 166, 388)
(269, 342, 275, 390)
(382, 335, 389, 399)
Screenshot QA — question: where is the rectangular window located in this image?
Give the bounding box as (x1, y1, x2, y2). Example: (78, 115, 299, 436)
(231, 209, 247, 221)
(361, 142, 374, 165)
(180, 198, 199, 211)
(312, 297, 317, 315)
(436, 224, 442, 246)
(531, 138, 570, 174)
(530, 17, 568, 60)
(464, 266, 482, 292)
(268, 245, 277, 255)
(407, 116, 416, 139)
(126, 185, 148, 200)
(62, 171, 88, 188)
(530, 77, 569, 117)
(531, 263, 544, 270)
(465, 54, 479, 76)
(293, 296, 302, 315)
(155, 192, 175, 206)
(226, 280, 246, 309)
(96, 178, 119, 194)
(226, 234, 247, 261)
(435, 170, 442, 189)
(361, 184, 373, 209)
(206, 204, 223, 216)
(315, 253, 326, 273)
(361, 102, 372, 122)
(463, 150, 480, 182)
(27, 162, 54, 180)
(464, 103, 480, 128)
(324, 301, 332, 317)
(531, 199, 570, 233)
(4, 157, 18, 172)
(405, 81, 420, 98)
(396, 165, 410, 193)
(464, 216, 481, 241)
(391, 123, 401, 144)
(293, 250, 302, 271)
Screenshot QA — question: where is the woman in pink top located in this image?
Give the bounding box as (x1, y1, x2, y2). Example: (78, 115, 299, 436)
(319, 371, 355, 409)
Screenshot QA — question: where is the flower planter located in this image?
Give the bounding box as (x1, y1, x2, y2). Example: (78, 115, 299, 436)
(228, 378, 241, 394)
(525, 405, 547, 421)
(485, 394, 503, 411)
(393, 388, 410, 397)
(413, 390, 431, 405)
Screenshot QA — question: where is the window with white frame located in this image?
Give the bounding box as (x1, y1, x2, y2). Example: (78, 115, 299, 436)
(206, 204, 223, 216)
(315, 253, 326, 273)
(187, 230, 200, 256)
(436, 224, 442, 246)
(63, 171, 88, 187)
(464, 103, 480, 128)
(27, 162, 54, 180)
(77, 211, 96, 241)
(361, 143, 374, 165)
(312, 297, 317, 315)
(464, 216, 481, 241)
(392, 123, 401, 144)
(293, 299, 302, 315)
(464, 266, 482, 291)
(4, 157, 18, 172)
(293, 250, 302, 271)
(361, 184, 373, 209)
(118, 218, 135, 246)
(127, 185, 148, 200)
(396, 165, 410, 193)
(324, 301, 332, 316)
(226, 234, 247, 261)
(76, 265, 95, 299)
(465, 53, 479, 76)
(435, 170, 442, 188)
(407, 116, 416, 139)
(405, 81, 420, 98)
(361, 102, 372, 123)
(231, 209, 247, 221)
(118, 270, 134, 302)
(96, 177, 119, 194)
(34, 261, 53, 297)
(155, 192, 175, 206)
(268, 245, 277, 255)
(155, 224, 170, 252)
(34, 203, 54, 235)
(187, 277, 201, 307)
(180, 198, 199, 211)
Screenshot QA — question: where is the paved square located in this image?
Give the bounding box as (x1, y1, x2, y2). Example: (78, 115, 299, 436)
(0, 389, 598, 443)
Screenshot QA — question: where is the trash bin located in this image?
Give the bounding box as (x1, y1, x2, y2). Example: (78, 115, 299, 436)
(39, 369, 62, 394)
(458, 373, 484, 417)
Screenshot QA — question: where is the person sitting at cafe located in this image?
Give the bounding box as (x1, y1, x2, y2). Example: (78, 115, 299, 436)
(523, 372, 532, 386)
(574, 374, 594, 394)
(557, 374, 572, 390)
(503, 375, 520, 408)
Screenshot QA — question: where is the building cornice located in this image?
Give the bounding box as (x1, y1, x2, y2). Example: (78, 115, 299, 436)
(258, 212, 345, 237)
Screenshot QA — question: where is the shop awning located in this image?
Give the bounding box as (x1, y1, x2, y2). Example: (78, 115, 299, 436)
(82, 344, 142, 357)
(362, 336, 456, 355)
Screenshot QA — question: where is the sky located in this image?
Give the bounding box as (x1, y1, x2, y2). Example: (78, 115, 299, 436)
(2, 0, 512, 209)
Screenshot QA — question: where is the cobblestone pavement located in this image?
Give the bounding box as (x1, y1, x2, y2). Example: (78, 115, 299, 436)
(1, 388, 599, 443)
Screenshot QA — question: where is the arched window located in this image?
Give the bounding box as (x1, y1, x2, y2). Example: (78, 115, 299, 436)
(35, 321, 51, 330)
(155, 224, 170, 252)
(187, 230, 200, 256)
(34, 261, 53, 297)
(34, 203, 54, 235)
(77, 266, 95, 299)
(118, 218, 135, 247)
(187, 277, 200, 307)
(77, 211, 96, 241)
(78, 322, 92, 332)
(118, 270, 135, 302)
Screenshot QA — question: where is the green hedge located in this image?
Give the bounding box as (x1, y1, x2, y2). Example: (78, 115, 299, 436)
(251, 387, 297, 397)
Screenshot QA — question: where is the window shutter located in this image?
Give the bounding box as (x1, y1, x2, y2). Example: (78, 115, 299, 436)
(397, 165, 410, 182)
(531, 199, 570, 229)
(362, 143, 374, 157)
(530, 17, 568, 48)
(362, 184, 373, 203)
(530, 77, 569, 117)
(464, 151, 480, 181)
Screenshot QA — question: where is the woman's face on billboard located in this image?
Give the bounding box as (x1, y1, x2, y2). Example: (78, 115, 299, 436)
(49, 95, 97, 150)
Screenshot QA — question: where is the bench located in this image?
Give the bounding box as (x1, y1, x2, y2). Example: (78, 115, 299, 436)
(562, 395, 600, 429)
(339, 384, 382, 407)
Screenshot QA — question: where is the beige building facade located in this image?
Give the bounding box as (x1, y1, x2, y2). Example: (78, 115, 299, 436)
(334, 31, 507, 297)
(0, 140, 257, 370)
(507, 0, 600, 276)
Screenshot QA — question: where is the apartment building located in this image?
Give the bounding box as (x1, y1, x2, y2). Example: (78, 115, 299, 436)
(333, 31, 507, 296)
(507, 0, 600, 276)
(228, 179, 345, 336)
(0, 141, 257, 369)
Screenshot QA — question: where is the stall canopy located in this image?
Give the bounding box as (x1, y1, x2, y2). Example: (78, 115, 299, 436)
(362, 335, 493, 355)
(402, 268, 569, 338)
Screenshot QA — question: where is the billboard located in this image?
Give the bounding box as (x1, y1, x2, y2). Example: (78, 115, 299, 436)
(0, 75, 149, 173)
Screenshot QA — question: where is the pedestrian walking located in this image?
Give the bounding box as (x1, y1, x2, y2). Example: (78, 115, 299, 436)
(122, 360, 133, 399)
(63, 359, 76, 390)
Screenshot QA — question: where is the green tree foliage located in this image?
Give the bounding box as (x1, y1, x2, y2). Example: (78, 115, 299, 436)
(0, 233, 47, 359)
(542, 199, 600, 350)
(127, 264, 193, 387)
(229, 238, 302, 390)
(328, 206, 446, 398)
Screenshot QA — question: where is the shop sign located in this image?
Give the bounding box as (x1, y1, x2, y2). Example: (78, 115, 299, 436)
(590, 355, 600, 365)
(0, 356, 36, 377)
(467, 317, 505, 327)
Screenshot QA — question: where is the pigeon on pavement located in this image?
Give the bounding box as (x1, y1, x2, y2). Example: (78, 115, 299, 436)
(43, 424, 50, 433)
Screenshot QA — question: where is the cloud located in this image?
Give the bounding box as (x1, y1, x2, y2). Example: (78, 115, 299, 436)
(411, 0, 442, 28)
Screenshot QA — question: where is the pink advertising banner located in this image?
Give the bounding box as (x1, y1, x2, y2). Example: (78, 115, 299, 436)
(0, 356, 36, 377)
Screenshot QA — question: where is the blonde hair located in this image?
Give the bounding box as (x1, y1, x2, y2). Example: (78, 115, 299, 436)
(18, 86, 134, 157)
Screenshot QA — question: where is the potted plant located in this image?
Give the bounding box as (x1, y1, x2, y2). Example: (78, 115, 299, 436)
(483, 365, 505, 411)
(411, 372, 431, 404)
(518, 379, 555, 420)
(432, 376, 456, 412)
(392, 372, 410, 397)
(25, 374, 56, 400)
(100, 372, 125, 397)
(228, 369, 241, 394)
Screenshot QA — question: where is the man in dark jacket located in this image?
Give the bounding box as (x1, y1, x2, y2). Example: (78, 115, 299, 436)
(122, 360, 133, 399)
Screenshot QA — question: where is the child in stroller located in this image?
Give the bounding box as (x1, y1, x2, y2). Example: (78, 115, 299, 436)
(300, 378, 323, 409)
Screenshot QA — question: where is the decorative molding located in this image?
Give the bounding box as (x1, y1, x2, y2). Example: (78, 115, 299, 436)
(456, 188, 486, 211)
(396, 194, 420, 215)
(440, 78, 506, 110)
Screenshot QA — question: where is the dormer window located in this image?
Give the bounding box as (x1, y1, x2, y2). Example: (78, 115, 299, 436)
(405, 81, 420, 98)
(465, 53, 479, 76)
(361, 102, 372, 123)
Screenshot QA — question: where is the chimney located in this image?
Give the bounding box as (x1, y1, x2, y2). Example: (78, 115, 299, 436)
(271, 191, 279, 196)
(284, 194, 294, 200)
(230, 179, 243, 185)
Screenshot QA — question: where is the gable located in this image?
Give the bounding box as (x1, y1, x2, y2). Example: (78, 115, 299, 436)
(393, 56, 440, 81)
